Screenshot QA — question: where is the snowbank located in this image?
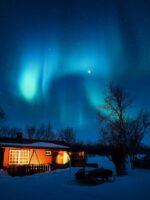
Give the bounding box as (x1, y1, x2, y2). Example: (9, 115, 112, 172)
(0, 156, 150, 200)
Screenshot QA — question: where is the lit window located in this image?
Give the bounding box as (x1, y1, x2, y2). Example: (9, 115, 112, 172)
(56, 151, 70, 164)
(78, 151, 85, 157)
(45, 150, 51, 156)
(9, 150, 29, 165)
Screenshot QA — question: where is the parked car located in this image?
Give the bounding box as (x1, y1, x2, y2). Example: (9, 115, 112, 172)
(75, 167, 113, 185)
(134, 154, 150, 169)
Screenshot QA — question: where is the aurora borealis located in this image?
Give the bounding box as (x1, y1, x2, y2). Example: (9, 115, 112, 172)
(0, 0, 150, 141)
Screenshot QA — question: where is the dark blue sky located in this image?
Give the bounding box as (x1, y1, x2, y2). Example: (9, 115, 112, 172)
(0, 0, 150, 142)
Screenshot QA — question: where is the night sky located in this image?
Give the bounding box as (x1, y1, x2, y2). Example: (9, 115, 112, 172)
(0, 0, 150, 141)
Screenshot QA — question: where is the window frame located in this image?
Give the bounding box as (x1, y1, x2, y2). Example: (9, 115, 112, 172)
(9, 149, 30, 165)
(45, 150, 51, 156)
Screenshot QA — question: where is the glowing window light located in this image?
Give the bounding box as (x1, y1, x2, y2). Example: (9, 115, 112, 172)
(9, 150, 29, 165)
(56, 151, 70, 164)
(45, 150, 51, 156)
(78, 151, 85, 157)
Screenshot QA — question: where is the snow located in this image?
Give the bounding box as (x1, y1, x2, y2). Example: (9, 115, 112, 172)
(0, 142, 69, 149)
(0, 156, 150, 200)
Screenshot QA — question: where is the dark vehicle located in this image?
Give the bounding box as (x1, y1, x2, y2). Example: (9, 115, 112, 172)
(75, 167, 113, 185)
(134, 155, 150, 169)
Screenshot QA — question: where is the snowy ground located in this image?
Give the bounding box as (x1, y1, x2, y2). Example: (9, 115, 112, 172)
(0, 156, 150, 200)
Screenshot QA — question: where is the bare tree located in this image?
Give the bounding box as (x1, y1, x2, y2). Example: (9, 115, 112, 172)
(126, 111, 150, 168)
(26, 122, 55, 141)
(26, 125, 37, 139)
(58, 127, 76, 144)
(98, 83, 150, 175)
(36, 122, 46, 139)
(0, 126, 9, 137)
(0, 106, 6, 132)
(9, 127, 22, 138)
(45, 121, 55, 140)
(0, 106, 7, 137)
(0, 126, 22, 138)
(0, 106, 6, 122)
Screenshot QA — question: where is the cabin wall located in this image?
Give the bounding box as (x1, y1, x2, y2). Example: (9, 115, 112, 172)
(0, 148, 4, 167)
(3, 147, 52, 167)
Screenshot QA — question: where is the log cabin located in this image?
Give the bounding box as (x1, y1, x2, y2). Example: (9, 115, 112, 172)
(0, 136, 85, 175)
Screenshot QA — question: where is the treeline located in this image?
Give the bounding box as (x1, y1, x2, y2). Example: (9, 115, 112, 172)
(0, 127, 22, 138)
(80, 143, 150, 155)
(0, 123, 76, 144)
(0, 123, 150, 156)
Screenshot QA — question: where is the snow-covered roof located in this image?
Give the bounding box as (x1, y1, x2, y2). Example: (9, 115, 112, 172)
(0, 142, 69, 149)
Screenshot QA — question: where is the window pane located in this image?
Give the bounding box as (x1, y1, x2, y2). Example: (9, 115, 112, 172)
(9, 150, 29, 165)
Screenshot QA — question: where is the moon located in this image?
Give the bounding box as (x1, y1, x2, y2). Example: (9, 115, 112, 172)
(87, 69, 92, 74)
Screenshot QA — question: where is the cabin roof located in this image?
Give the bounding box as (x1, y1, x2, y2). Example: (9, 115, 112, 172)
(0, 141, 69, 149)
(0, 137, 69, 149)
